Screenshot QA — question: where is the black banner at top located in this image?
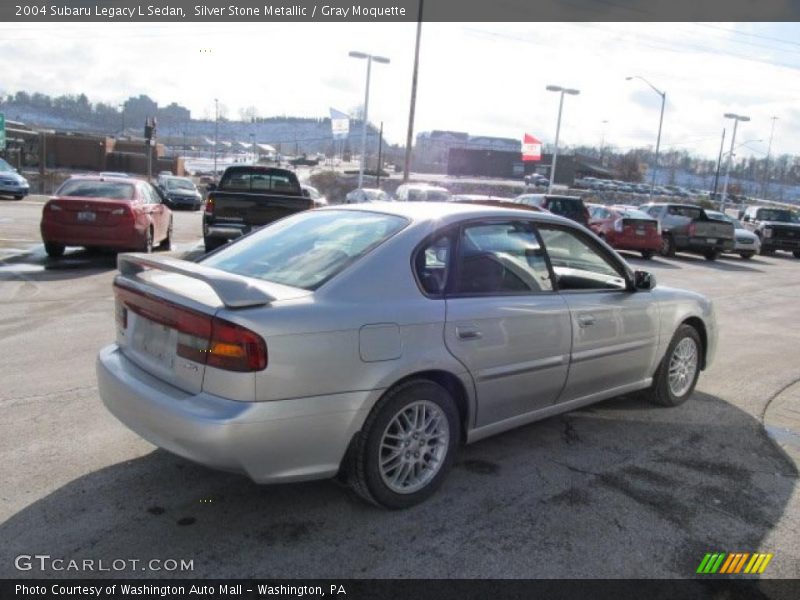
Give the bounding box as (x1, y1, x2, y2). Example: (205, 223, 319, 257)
(3, 0, 800, 22)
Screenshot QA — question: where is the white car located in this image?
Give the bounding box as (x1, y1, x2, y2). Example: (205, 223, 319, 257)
(345, 188, 390, 204)
(97, 202, 716, 508)
(394, 183, 451, 202)
(705, 210, 761, 259)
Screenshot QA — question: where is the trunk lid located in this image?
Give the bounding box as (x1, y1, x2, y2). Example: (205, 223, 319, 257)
(209, 191, 312, 227)
(46, 196, 133, 226)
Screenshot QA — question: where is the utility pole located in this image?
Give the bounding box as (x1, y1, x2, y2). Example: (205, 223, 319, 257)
(39, 132, 47, 194)
(720, 113, 750, 213)
(213, 98, 219, 176)
(712, 128, 725, 197)
(761, 116, 778, 199)
(403, 0, 424, 183)
(376, 121, 384, 187)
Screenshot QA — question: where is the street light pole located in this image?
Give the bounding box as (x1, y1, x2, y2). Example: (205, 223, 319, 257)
(546, 85, 580, 194)
(626, 76, 665, 201)
(349, 51, 390, 189)
(403, 0, 424, 183)
(599, 119, 608, 165)
(712, 128, 725, 197)
(719, 112, 751, 213)
(213, 98, 219, 176)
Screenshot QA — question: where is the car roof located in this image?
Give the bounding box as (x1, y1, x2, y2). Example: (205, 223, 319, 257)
(65, 175, 140, 184)
(319, 200, 572, 226)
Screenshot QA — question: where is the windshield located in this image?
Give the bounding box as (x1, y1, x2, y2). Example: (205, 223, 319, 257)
(757, 209, 798, 223)
(0, 158, 14, 172)
(620, 209, 654, 220)
(166, 179, 196, 191)
(203, 210, 408, 290)
(57, 180, 135, 200)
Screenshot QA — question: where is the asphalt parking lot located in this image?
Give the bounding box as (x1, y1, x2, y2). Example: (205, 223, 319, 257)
(1, 196, 798, 579)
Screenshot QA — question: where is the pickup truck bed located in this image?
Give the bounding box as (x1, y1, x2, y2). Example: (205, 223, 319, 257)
(641, 203, 735, 260)
(203, 166, 313, 252)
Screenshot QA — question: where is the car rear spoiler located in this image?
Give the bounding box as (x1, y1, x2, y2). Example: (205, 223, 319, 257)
(117, 253, 275, 308)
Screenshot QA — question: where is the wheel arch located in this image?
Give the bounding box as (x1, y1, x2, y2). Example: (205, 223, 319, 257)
(681, 316, 708, 370)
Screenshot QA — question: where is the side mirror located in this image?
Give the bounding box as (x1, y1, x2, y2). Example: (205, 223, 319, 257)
(206, 182, 217, 192)
(634, 270, 656, 291)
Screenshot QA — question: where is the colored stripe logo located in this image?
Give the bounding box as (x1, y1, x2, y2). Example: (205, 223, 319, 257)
(696, 552, 773, 574)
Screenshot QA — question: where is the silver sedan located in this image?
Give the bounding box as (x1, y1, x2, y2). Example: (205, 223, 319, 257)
(97, 202, 717, 508)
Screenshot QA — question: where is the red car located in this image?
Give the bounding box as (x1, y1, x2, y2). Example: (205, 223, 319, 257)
(588, 205, 661, 259)
(41, 176, 172, 257)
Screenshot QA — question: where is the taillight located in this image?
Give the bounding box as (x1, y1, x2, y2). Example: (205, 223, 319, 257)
(204, 197, 215, 215)
(113, 283, 267, 372)
(48, 202, 63, 212)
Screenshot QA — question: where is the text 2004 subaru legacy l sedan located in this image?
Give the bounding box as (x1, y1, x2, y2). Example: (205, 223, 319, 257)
(97, 202, 716, 508)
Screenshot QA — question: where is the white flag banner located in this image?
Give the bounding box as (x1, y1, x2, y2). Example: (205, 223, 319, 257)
(330, 108, 350, 140)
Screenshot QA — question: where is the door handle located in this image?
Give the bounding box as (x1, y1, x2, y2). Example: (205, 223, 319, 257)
(577, 314, 596, 328)
(456, 326, 482, 340)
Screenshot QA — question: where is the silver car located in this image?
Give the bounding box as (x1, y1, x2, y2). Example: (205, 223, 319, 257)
(97, 203, 717, 508)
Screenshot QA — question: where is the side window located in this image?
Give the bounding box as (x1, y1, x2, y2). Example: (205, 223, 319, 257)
(646, 206, 661, 217)
(414, 234, 452, 296)
(453, 221, 553, 295)
(537, 225, 628, 291)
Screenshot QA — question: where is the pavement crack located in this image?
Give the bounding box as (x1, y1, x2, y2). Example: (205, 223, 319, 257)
(0, 385, 98, 406)
(759, 373, 800, 423)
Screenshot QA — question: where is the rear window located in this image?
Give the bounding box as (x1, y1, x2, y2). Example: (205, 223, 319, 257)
(202, 210, 408, 290)
(57, 180, 135, 200)
(667, 205, 703, 219)
(620, 209, 653, 220)
(548, 198, 584, 218)
(220, 169, 299, 194)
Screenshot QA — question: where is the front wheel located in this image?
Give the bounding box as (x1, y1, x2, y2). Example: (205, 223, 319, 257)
(793, 251, 800, 259)
(739, 252, 754, 260)
(646, 324, 702, 407)
(44, 242, 65, 258)
(660, 234, 676, 257)
(704, 249, 719, 261)
(349, 379, 460, 509)
(641, 250, 654, 260)
(158, 219, 173, 251)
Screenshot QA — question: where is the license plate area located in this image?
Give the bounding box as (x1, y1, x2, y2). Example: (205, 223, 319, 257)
(77, 211, 96, 222)
(706, 237, 717, 244)
(131, 315, 174, 364)
(635, 228, 645, 236)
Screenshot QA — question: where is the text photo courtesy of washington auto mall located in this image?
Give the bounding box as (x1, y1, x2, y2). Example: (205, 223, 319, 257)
(1, 1, 800, 598)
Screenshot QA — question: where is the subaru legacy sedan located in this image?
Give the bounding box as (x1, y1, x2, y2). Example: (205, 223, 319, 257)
(97, 203, 716, 509)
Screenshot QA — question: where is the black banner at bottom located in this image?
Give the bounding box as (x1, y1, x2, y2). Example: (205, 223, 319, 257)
(3, 579, 800, 600)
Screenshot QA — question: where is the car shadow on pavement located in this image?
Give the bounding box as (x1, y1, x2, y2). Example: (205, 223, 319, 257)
(0, 249, 120, 281)
(663, 254, 764, 273)
(0, 392, 796, 579)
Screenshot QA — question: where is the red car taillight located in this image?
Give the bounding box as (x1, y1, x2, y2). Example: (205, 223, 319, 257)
(204, 197, 215, 215)
(113, 283, 267, 372)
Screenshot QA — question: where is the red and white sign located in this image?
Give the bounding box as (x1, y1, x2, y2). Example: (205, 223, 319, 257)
(522, 133, 542, 162)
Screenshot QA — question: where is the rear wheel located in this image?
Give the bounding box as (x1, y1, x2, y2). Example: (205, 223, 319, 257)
(349, 379, 459, 509)
(204, 237, 224, 253)
(158, 219, 173, 251)
(646, 324, 702, 407)
(739, 251, 754, 260)
(44, 242, 65, 258)
(641, 250, 654, 260)
(660, 234, 675, 257)
(143, 227, 154, 254)
(794, 251, 800, 259)
(704, 249, 719, 261)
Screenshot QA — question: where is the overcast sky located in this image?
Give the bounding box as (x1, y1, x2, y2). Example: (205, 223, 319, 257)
(0, 21, 798, 159)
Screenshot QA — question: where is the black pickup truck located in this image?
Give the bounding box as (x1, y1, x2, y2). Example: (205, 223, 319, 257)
(741, 205, 800, 258)
(640, 203, 735, 260)
(203, 166, 314, 252)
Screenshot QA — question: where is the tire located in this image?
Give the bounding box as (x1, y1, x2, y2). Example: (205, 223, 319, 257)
(793, 251, 800, 259)
(660, 233, 675, 257)
(349, 379, 460, 509)
(739, 252, 754, 260)
(44, 242, 65, 258)
(641, 250, 654, 260)
(158, 218, 173, 251)
(204, 237, 224, 253)
(646, 324, 702, 407)
(143, 227, 154, 254)
(704, 249, 719, 261)
(14, 194, 24, 200)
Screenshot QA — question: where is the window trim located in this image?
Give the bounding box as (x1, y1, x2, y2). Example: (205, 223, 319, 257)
(446, 217, 557, 299)
(535, 222, 634, 294)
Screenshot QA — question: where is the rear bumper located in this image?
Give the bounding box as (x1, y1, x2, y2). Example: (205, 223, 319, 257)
(687, 237, 734, 252)
(96, 344, 372, 483)
(41, 221, 145, 249)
